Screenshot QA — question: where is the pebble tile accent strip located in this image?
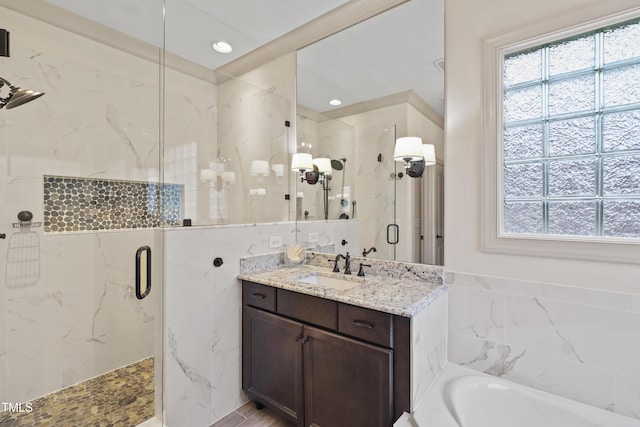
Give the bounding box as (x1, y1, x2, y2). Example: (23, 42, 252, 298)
(43, 175, 182, 233)
(0, 357, 154, 427)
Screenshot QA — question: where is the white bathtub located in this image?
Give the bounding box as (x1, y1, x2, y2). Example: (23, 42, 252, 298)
(397, 363, 640, 427)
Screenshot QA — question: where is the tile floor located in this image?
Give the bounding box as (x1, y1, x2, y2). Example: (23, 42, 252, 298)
(211, 401, 295, 427)
(0, 357, 154, 427)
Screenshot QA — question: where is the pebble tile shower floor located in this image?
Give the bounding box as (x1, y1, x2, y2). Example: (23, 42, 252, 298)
(0, 357, 154, 427)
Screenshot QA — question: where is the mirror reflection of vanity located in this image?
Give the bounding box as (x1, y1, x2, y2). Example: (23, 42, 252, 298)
(295, 0, 445, 265)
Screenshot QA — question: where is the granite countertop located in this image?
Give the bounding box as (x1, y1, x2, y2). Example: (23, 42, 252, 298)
(237, 252, 447, 317)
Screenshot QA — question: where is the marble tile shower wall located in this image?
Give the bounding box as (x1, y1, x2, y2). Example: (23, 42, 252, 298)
(447, 271, 640, 420)
(0, 6, 207, 405)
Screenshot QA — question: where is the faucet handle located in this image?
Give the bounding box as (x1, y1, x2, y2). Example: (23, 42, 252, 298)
(357, 263, 372, 277)
(330, 257, 340, 272)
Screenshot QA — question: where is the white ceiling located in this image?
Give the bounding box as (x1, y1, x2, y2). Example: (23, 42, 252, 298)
(298, 0, 444, 115)
(46, 0, 444, 116)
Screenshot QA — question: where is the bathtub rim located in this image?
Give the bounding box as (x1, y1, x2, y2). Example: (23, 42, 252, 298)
(406, 362, 640, 427)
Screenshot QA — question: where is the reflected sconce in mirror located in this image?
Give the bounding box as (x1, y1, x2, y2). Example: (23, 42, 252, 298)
(292, 154, 334, 220)
(291, 153, 313, 177)
(200, 169, 216, 183)
(292, 153, 322, 184)
(250, 160, 270, 176)
(221, 171, 236, 185)
(394, 136, 436, 178)
(271, 163, 284, 177)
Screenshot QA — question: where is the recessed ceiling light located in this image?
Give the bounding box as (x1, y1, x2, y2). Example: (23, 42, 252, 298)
(328, 99, 342, 106)
(212, 41, 232, 54)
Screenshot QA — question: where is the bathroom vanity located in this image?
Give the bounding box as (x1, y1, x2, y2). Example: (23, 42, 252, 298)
(238, 253, 446, 427)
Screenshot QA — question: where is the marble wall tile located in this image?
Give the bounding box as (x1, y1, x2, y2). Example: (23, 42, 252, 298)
(617, 373, 640, 419)
(448, 271, 640, 420)
(164, 220, 360, 427)
(216, 54, 295, 226)
(539, 282, 640, 313)
(447, 271, 540, 297)
(448, 285, 506, 343)
(506, 295, 640, 377)
(411, 293, 447, 410)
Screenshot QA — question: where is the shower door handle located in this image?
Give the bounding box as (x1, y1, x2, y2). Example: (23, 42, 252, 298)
(386, 224, 399, 245)
(135, 246, 151, 300)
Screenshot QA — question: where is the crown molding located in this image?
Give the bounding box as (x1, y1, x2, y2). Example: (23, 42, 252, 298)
(309, 90, 444, 129)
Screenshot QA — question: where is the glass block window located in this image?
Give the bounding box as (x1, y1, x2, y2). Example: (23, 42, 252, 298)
(502, 18, 640, 238)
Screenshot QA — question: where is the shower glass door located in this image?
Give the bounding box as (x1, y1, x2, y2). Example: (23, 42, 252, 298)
(0, 1, 165, 425)
(366, 124, 397, 261)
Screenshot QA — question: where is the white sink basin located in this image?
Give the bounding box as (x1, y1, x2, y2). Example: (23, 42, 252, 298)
(295, 273, 363, 291)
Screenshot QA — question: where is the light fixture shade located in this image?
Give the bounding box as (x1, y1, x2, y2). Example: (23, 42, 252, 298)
(394, 137, 423, 162)
(221, 171, 236, 183)
(271, 163, 284, 177)
(200, 169, 216, 181)
(423, 144, 436, 166)
(250, 160, 270, 176)
(313, 157, 332, 174)
(291, 153, 313, 172)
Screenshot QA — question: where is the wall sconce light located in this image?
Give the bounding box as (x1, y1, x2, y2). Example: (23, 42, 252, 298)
(394, 136, 436, 178)
(313, 158, 332, 176)
(291, 153, 313, 175)
(394, 137, 423, 169)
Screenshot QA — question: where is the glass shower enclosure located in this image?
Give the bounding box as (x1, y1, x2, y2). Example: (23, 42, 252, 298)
(0, 1, 165, 425)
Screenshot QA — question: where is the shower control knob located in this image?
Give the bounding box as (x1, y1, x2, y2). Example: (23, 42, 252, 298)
(17, 210, 33, 222)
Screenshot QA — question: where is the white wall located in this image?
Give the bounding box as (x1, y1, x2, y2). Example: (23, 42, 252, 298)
(445, 0, 640, 293)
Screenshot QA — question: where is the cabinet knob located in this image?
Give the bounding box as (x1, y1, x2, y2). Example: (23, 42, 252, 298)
(294, 334, 303, 342)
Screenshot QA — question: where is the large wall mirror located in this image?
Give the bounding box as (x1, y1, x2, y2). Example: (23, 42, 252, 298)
(295, 0, 445, 264)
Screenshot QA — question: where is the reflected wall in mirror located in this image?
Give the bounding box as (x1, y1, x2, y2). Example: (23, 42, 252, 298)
(296, 0, 445, 264)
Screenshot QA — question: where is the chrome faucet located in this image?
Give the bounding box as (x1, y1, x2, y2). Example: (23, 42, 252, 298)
(332, 252, 352, 274)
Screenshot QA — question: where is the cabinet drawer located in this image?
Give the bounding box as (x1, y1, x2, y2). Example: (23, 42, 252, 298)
(338, 303, 393, 348)
(277, 289, 337, 330)
(243, 281, 276, 312)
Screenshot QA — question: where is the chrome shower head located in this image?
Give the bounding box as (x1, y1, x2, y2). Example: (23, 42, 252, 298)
(331, 158, 346, 170)
(0, 76, 45, 109)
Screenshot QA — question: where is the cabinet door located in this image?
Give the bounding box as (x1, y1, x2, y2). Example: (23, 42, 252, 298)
(243, 306, 304, 424)
(303, 326, 393, 427)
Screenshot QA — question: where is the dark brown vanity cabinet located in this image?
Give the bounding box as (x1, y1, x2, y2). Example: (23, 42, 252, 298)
(242, 280, 409, 427)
